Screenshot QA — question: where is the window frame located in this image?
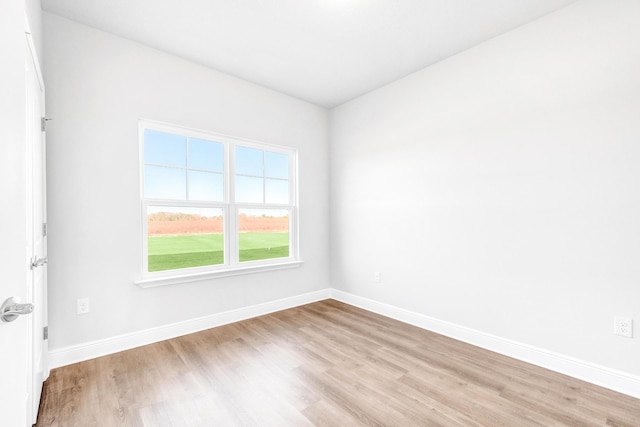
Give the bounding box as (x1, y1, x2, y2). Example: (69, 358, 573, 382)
(136, 119, 301, 288)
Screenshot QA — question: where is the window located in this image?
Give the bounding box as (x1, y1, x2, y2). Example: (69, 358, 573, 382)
(138, 120, 300, 285)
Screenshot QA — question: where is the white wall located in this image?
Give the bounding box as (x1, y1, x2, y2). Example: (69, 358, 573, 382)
(44, 13, 330, 351)
(330, 0, 640, 376)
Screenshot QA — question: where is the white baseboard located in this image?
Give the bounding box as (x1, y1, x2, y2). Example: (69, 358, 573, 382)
(48, 288, 332, 369)
(49, 287, 640, 400)
(330, 289, 640, 399)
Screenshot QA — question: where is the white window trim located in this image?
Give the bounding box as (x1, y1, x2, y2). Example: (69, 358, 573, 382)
(135, 260, 304, 288)
(135, 119, 302, 288)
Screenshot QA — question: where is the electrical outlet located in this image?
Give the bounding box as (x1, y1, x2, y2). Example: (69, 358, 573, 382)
(77, 298, 90, 315)
(614, 316, 633, 338)
(373, 272, 381, 283)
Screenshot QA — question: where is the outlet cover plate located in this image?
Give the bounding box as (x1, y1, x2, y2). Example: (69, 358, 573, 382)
(77, 298, 90, 315)
(614, 316, 633, 338)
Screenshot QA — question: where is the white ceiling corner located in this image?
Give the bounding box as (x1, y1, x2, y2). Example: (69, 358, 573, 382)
(41, 0, 579, 108)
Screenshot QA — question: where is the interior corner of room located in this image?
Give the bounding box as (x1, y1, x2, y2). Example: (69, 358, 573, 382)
(2, 0, 640, 425)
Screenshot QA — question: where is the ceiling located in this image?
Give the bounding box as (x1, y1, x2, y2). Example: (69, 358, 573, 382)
(41, 0, 578, 108)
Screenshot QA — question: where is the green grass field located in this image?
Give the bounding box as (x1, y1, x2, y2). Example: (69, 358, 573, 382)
(148, 233, 289, 272)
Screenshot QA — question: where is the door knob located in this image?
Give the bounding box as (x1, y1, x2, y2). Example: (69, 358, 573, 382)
(1, 297, 34, 322)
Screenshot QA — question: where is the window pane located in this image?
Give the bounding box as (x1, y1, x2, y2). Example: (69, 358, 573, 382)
(144, 129, 186, 167)
(235, 175, 263, 203)
(147, 206, 224, 272)
(265, 178, 289, 204)
(188, 170, 223, 202)
(189, 138, 223, 172)
(265, 151, 289, 179)
(235, 146, 263, 176)
(144, 165, 186, 200)
(238, 209, 289, 262)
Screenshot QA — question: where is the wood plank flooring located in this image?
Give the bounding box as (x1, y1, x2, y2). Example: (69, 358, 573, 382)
(36, 300, 640, 426)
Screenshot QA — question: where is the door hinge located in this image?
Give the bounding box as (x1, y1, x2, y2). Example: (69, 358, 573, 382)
(41, 117, 52, 132)
(43, 326, 48, 340)
(43, 222, 47, 237)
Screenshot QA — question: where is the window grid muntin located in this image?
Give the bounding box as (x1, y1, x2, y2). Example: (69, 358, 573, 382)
(234, 145, 290, 205)
(143, 135, 225, 203)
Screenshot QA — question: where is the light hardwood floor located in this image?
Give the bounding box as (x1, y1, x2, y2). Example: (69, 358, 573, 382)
(37, 300, 640, 426)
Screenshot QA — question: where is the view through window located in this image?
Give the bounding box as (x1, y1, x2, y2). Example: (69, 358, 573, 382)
(141, 121, 297, 277)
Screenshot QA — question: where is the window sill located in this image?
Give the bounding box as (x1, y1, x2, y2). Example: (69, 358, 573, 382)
(134, 260, 304, 288)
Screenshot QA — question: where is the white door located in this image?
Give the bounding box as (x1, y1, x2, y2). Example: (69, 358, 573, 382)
(26, 33, 49, 425)
(0, 16, 36, 427)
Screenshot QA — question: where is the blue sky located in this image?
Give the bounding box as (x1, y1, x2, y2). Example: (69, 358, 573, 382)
(144, 129, 289, 204)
